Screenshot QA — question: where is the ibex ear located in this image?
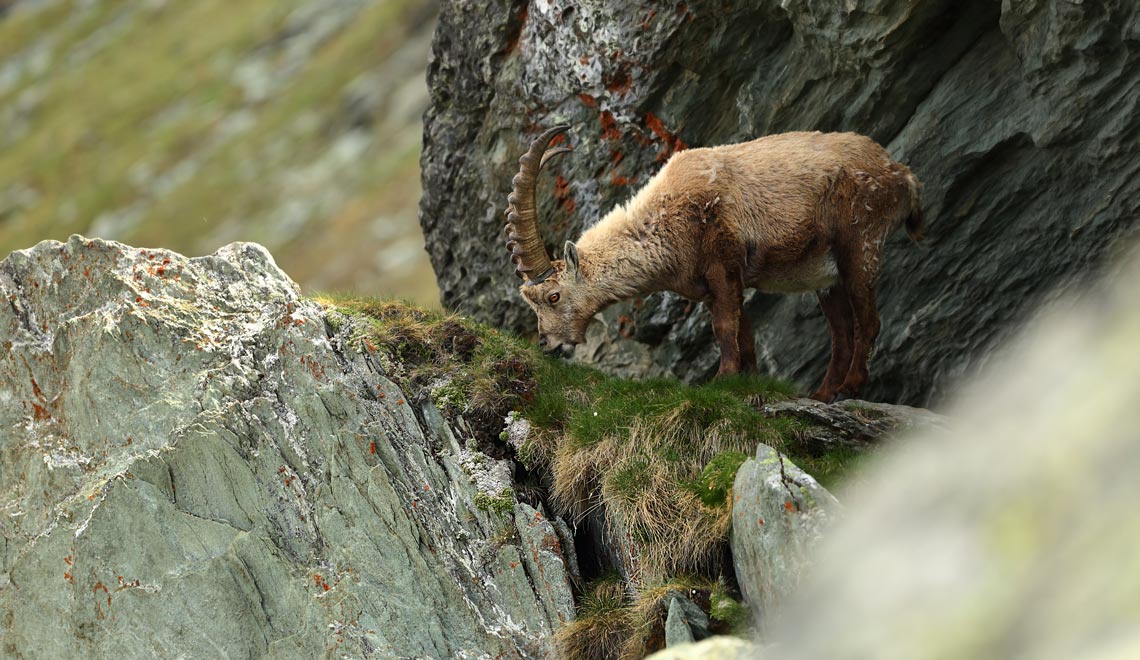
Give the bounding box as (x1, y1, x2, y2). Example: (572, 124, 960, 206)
(564, 241, 582, 282)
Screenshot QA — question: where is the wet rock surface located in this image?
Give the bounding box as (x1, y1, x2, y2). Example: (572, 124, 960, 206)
(420, 0, 1140, 406)
(0, 237, 575, 658)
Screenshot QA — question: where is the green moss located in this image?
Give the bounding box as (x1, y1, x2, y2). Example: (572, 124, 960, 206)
(709, 589, 751, 633)
(687, 451, 750, 508)
(474, 488, 515, 516)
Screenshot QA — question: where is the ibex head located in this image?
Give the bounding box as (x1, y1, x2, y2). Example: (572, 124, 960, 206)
(505, 126, 597, 356)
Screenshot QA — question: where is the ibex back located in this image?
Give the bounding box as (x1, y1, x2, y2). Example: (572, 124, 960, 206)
(505, 127, 924, 402)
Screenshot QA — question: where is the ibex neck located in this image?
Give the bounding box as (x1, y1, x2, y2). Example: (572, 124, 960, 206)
(576, 206, 670, 308)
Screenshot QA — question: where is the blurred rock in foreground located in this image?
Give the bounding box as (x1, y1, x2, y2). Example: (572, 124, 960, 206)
(0, 236, 572, 658)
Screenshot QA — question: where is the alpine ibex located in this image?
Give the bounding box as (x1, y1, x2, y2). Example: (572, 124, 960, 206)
(505, 126, 924, 402)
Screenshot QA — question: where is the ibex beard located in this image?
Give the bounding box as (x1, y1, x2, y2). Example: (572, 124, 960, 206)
(505, 125, 924, 403)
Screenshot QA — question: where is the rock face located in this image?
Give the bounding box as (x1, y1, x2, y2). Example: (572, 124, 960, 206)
(420, 0, 1140, 406)
(0, 237, 574, 658)
(731, 445, 840, 633)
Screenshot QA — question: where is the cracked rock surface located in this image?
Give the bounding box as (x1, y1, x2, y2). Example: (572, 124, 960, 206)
(421, 0, 1140, 406)
(731, 445, 840, 633)
(0, 237, 575, 658)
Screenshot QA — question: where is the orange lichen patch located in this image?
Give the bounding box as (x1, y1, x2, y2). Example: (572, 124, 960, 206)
(645, 112, 689, 163)
(540, 533, 562, 553)
(617, 314, 637, 338)
(784, 500, 797, 513)
(605, 66, 633, 96)
(28, 374, 43, 400)
(299, 355, 326, 380)
(396, 398, 405, 405)
(31, 403, 51, 421)
(611, 149, 625, 166)
(553, 175, 576, 213)
(578, 93, 598, 108)
(610, 172, 635, 187)
(369, 442, 377, 455)
(64, 556, 73, 566)
(600, 110, 622, 141)
(758, 517, 765, 525)
(376, 391, 386, 399)
(64, 572, 73, 582)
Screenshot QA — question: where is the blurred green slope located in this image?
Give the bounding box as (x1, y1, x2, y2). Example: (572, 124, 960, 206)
(0, 0, 440, 306)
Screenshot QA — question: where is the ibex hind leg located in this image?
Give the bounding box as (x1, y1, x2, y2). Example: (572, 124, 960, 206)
(833, 258, 881, 400)
(812, 286, 855, 402)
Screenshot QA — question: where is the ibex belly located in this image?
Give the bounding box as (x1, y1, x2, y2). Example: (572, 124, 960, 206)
(751, 253, 838, 293)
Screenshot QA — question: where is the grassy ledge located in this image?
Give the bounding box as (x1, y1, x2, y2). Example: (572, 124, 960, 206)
(316, 297, 861, 650)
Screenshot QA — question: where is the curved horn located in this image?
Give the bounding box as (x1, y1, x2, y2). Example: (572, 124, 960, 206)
(505, 125, 571, 282)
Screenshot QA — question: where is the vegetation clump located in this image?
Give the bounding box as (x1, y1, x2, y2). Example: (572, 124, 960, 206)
(555, 575, 749, 660)
(473, 488, 516, 516)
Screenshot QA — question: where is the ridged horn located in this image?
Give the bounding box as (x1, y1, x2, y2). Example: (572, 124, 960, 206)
(505, 125, 571, 282)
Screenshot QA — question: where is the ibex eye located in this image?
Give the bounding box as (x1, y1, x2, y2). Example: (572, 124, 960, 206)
(547, 293, 560, 304)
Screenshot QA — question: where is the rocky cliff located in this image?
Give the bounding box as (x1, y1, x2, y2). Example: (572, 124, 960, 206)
(420, 0, 1140, 406)
(0, 237, 575, 658)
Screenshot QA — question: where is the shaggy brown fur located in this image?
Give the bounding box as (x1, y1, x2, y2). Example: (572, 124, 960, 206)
(512, 130, 924, 401)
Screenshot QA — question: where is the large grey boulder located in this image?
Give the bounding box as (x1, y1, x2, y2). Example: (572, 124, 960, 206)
(420, 0, 1140, 406)
(731, 445, 840, 632)
(0, 237, 575, 658)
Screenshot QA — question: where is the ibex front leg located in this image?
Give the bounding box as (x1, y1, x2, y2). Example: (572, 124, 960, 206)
(705, 262, 746, 377)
